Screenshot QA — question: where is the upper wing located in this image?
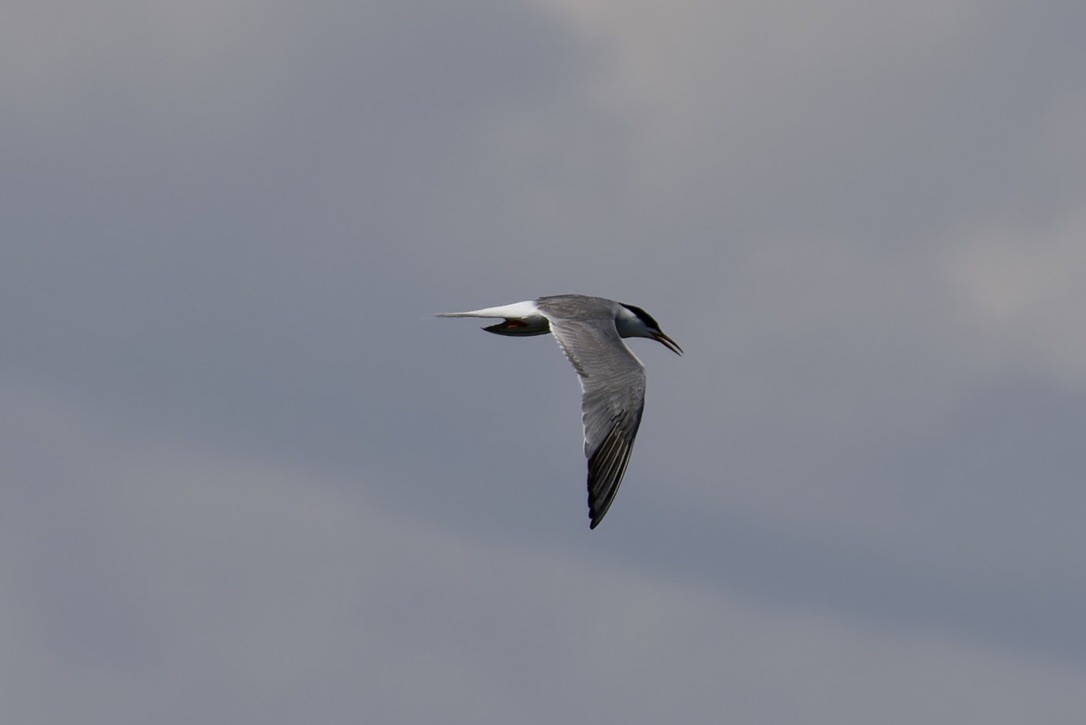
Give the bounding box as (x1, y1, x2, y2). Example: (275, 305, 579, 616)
(544, 313, 646, 529)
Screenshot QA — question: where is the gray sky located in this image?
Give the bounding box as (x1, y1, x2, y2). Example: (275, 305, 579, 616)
(3, 1, 1085, 723)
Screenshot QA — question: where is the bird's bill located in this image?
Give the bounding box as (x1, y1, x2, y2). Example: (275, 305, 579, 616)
(653, 331, 683, 355)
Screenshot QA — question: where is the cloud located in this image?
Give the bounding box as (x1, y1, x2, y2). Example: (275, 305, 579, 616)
(943, 205, 1086, 388)
(3, 386, 1084, 724)
(3, 1, 1086, 722)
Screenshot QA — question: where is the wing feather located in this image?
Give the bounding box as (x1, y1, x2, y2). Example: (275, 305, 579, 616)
(537, 298, 646, 529)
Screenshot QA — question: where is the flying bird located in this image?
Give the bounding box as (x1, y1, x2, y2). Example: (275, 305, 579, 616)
(437, 294, 682, 529)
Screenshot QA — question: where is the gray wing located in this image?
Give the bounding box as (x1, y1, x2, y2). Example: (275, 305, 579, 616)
(545, 315, 646, 529)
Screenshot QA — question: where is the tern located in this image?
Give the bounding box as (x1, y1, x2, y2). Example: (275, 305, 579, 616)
(437, 294, 682, 529)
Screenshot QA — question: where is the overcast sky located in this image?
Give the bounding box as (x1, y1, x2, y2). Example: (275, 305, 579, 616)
(3, 1, 1085, 723)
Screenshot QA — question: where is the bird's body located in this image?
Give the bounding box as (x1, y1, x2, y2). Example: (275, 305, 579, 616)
(437, 295, 682, 529)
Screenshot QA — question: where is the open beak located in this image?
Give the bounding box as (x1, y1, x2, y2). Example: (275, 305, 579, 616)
(653, 331, 683, 356)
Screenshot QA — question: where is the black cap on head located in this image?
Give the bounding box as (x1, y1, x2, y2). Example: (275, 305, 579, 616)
(620, 303, 660, 331)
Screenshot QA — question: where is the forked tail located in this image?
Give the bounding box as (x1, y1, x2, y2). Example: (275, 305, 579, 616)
(435, 300, 550, 337)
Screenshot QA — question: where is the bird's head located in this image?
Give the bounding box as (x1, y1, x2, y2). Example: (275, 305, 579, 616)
(617, 303, 683, 355)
